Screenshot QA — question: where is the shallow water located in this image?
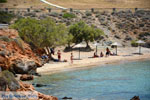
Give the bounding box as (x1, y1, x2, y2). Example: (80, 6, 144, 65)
(32, 60, 150, 100)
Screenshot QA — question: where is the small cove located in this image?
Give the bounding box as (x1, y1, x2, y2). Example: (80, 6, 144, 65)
(31, 60, 150, 100)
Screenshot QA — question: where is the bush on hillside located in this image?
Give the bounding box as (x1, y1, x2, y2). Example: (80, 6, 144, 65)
(131, 40, 138, 47)
(49, 12, 59, 17)
(0, 0, 7, 3)
(139, 32, 150, 37)
(0, 11, 15, 24)
(11, 18, 68, 48)
(0, 36, 11, 42)
(13, 37, 25, 51)
(63, 13, 76, 19)
(85, 11, 92, 16)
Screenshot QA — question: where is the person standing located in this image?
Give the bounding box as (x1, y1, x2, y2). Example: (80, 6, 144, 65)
(70, 53, 73, 64)
(57, 50, 61, 61)
(50, 47, 55, 55)
(106, 47, 110, 57)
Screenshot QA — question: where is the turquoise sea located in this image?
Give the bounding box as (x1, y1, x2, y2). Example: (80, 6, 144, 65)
(32, 60, 150, 100)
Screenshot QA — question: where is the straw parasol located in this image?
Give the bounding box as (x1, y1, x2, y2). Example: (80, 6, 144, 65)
(74, 44, 84, 59)
(136, 40, 145, 54)
(93, 42, 99, 55)
(111, 42, 122, 55)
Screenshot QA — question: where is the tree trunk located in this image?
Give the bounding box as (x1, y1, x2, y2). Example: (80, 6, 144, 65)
(67, 42, 71, 48)
(86, 41, 90, 48)
(45, 47, 52, 60)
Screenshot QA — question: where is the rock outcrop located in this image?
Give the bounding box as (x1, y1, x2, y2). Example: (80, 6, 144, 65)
(0, 70, 58, 100)
(130, 96, 140, 100)
(0, 70, 20, 91)
(20, 74, 34, 81)
(0, 29, 41, 74)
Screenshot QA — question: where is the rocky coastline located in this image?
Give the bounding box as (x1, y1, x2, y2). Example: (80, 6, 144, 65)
(0, 29, 58, 100)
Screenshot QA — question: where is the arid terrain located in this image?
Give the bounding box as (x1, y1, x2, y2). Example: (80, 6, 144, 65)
(0, 0, 150, 9)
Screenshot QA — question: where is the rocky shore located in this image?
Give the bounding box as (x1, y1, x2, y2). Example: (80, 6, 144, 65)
(0, 29, 58, 100)
(0, 70, 58, 100)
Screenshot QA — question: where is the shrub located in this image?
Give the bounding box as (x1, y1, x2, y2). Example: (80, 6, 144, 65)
(13, 37, 24, 51)
(62, 9, 67, 13)
(131, 40, 138, 47)
(95, 14, 100, 17)
(0, 11, 15, 24)
(0, 36, 11, 42)
(139, 32, 150, 37)
(24, 12, 36, 17)
(50, 12, 59, 17)
(63, 13, 76, 19)
(34, 9, 41, 13)
(0, 0, 7, 3)
(27, 8, 30, 12)
(70, 8, 73, 12)
(91, 8, 94, 13)
(85, 11, 92, 16)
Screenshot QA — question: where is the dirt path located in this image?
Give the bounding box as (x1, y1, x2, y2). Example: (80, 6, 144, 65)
(40, 0, 67, 9)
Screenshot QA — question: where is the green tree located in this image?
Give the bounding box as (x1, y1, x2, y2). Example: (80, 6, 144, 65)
(11, 18, 68, 49)
(69, 21, 104, 48)
(11, 18, 44, 48)
(0, 11, 15, 24)
(69, 21, 85, 44)
(0, 0, 7, 3)
(63, 13, 76, 19)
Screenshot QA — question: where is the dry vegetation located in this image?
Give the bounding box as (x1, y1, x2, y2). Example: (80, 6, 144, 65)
(0, 0, 150, 9)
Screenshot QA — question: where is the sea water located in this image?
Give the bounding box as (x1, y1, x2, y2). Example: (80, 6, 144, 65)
(32, 60, 150, 100)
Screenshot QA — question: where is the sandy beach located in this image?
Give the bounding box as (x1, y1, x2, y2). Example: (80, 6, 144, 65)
(37, 47, 150, 75)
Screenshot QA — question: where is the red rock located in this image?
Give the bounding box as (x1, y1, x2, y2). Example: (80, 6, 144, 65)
(20, 74, 34, 81)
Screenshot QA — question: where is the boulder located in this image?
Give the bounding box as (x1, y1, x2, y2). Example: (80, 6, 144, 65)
(20, 74, 34, 81)
(13, 59, 39, 74)
(38, 92, 58, 100)
(0, 70, 20, 91)
(130, 96, 140, 100)
(62, 96, 72, 99)
(114, 35, 121, 39)
(35, 84, 47, 87)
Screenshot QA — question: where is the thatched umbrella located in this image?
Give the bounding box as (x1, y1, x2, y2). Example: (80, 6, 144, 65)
(136, 40, 145, 54)
(93, 42, 99, 55)
(75, 44, 84, 59)
(111, 42, 122, 55)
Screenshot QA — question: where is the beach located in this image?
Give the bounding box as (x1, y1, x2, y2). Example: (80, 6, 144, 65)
(37, 47, 150, 75)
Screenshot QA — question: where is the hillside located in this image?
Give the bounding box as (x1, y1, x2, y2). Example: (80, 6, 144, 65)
(0, 0, 150, 9)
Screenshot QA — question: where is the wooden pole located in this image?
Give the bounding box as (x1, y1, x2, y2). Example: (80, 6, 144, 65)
(116, 46, 117, 55)
(79, 48, 80, 59)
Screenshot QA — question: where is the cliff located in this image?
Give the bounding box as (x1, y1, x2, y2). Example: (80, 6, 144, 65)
(0, 29, 41, 74)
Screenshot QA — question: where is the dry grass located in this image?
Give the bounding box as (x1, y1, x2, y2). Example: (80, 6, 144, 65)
(47, 0, 150, 9)
(0, 0, 150, 9)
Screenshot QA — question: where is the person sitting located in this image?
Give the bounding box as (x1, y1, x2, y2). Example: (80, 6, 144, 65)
(50, 47, 55, 55)
(93, 52, 99, 58)
(41, 54, 48, 59)
(100, 52, 104, 57)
